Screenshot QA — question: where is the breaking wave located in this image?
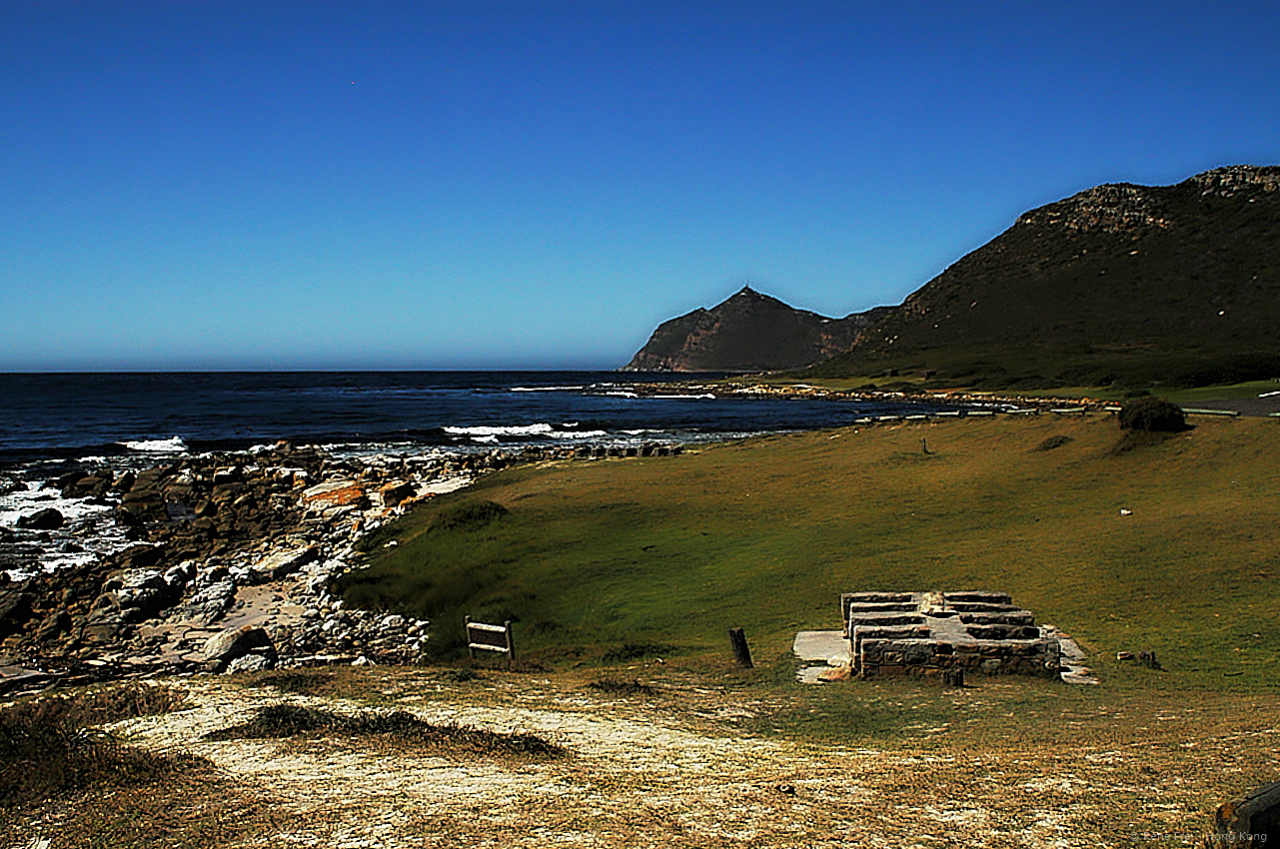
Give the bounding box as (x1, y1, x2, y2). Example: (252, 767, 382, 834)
(118, 436, 189, 453)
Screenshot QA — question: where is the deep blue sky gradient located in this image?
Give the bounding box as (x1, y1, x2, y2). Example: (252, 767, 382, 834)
(3, 1, 1278, 370)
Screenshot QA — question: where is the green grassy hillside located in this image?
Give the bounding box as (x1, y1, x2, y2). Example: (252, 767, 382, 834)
(337, 414, 1280, 691)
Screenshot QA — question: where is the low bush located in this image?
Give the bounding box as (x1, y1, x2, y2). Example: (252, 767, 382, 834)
(1, 704, 206, 805)
(205, 704, 565, 758)
(2, 683, 187, 728)
(1118, 398, 1186, 433)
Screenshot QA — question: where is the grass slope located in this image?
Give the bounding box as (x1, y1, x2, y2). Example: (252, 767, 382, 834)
(338, 415, 1280, 691)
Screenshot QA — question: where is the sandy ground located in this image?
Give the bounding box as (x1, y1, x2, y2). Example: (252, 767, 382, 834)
(36, 668, 1265, 849)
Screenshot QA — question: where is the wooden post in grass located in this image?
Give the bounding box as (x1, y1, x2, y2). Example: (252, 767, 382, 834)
(728, 627, 754, 668)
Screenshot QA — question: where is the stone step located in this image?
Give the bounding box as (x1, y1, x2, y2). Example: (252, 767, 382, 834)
(944, 591, 1013, 605)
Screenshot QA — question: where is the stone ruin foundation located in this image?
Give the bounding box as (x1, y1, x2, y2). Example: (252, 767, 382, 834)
(842, 591, 1062, 680)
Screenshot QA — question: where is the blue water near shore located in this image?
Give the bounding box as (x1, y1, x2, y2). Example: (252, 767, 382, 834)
(0, 371, 959, 468)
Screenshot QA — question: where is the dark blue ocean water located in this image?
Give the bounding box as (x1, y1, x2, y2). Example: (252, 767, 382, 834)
(0, 371, 958, 467)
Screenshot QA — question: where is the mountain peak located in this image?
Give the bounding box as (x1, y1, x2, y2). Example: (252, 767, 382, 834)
(621, 288, 884, 373)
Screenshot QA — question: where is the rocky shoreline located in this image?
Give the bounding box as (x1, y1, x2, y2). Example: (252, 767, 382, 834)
(1, 440, 682, 694)
(0, 384, 1168, 696)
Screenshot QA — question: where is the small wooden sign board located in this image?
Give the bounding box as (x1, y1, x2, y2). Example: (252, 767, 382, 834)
(465, 616, 515, 666)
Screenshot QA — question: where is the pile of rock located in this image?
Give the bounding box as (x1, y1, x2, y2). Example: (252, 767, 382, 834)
(0, 442, 469, 687)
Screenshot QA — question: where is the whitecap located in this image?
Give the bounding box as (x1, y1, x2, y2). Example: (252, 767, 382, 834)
(548, 429, 608, 439)
(119, 436, 188, 453)
(443, 423, 555, 437)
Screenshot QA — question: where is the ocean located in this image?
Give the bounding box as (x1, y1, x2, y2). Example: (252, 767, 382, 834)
(0, 371, 960, 467)
(0, 371, 964, 576)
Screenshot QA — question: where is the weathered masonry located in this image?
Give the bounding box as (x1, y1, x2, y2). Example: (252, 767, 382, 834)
(842, 591, 1061, 679)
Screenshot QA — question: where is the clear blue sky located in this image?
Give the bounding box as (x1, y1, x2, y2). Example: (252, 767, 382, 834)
(3, 1, 1277, 371)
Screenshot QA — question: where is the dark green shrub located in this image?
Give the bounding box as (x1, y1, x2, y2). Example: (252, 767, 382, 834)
(1118, 398, 1186, 433)
(204, 704, 564, 757)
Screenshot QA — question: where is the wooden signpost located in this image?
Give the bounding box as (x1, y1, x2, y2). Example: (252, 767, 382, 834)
(465, 616, 516, 667)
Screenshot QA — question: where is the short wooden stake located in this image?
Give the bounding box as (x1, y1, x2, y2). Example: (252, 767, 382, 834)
(728, 627, 754, 668)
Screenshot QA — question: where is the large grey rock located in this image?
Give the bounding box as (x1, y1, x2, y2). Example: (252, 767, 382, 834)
(225, 653, 273, 674)
(185, 579, 237, 625)
(99, 569, 173, 621)
(379, 481, 416, 509)
(204, 625, 277, 671)
(17, 508, 64, 530)
(248, 546, 318, 584)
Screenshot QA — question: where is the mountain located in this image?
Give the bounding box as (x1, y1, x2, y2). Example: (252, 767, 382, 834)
(808, 165, 1280, 389)
(621, 286, 890, 373)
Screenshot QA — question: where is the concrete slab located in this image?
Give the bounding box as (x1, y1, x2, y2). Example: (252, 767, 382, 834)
(792, 630, 851, 684)
(792, 630, 850, 663)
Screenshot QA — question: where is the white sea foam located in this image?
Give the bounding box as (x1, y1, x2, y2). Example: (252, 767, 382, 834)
(444, 424, 556, 437)
(0, 481, 128, 578)
(0, 482, 115, 527)
(509, 385, 587, 393)
(653, 393, 716, 400)
(444, 423, 609, 442)
(602, 390, 639, 398)
(118, 436, 188, 453)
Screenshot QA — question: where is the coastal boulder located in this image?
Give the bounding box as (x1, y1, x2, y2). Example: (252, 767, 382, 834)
(36, 609, 72, 642)
(378, 481, 416, 509)
(100, 568, 174, 621)
(17, 508, 64, 531)
(303, 480, 370, 509)
(0, 586, 34, 638)
(204, 625, 277, 672)
(185, 579, 237, 625)
(247, 546, 318, 584)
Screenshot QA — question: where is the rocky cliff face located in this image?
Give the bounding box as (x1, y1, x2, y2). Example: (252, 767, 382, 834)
(622, 286, 889, 373)
(810, 164, 1280, 388)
